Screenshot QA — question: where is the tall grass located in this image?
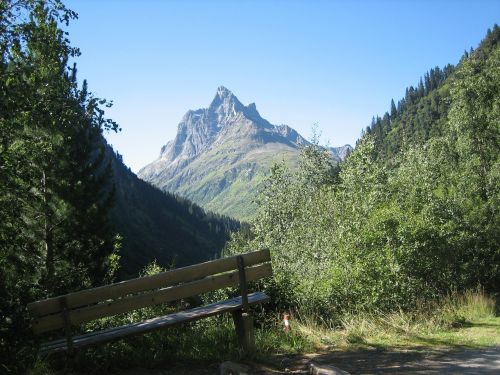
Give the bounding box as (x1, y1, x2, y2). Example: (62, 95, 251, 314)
(437, 288, 496, 326)
(322, 287, 497, 347)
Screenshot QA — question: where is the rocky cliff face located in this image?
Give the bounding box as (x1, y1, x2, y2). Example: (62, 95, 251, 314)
(329, 144, 352, 161)
(139, 86, 351, 220)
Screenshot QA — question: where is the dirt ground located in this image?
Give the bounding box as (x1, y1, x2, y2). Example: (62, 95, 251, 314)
(120, 346, 500, 374)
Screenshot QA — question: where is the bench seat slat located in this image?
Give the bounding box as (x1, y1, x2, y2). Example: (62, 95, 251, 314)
(40, 292, 269, 355)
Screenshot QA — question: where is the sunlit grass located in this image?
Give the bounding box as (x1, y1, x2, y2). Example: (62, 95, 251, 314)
(29, 289, 498, 374)
(289, 288, 498, 351)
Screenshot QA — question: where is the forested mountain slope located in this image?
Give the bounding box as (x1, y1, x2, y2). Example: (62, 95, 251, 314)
(108, 145, 240, 277)
(366, 25, 499, 162)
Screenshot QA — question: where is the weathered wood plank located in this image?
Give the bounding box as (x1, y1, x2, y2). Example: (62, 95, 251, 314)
(28, 249, 270, 317)
(33, 263, 272, 334)
(40, 292, 269, 354)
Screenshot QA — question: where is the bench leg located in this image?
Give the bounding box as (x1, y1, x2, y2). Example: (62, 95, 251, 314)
(231, 310, 255, 356)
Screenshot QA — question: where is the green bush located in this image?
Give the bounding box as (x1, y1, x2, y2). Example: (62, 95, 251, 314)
(226, 33, 500, 319)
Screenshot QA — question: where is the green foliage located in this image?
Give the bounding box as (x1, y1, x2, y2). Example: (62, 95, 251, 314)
(445, 32, 500, 291)
(227, 25, 500, 322)
(0, 1, 119, 371)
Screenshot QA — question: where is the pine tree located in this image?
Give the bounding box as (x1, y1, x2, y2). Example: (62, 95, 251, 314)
(390, 99, 397, 118)
(0, 1, 119, 370)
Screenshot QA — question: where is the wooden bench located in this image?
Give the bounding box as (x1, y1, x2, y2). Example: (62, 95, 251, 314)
(28, 249, 272, 355)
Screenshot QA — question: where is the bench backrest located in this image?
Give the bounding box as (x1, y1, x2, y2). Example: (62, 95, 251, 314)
(28, 249, 271, 335)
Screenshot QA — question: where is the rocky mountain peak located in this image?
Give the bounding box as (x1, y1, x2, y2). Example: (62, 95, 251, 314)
(138, 87, 352, 219)
(216, 85, 233, 98)
(209, 86, 243, 112)
(205, 87, 272, 133)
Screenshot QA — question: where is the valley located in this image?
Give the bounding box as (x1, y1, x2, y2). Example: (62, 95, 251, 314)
(0, 1, 498, 373)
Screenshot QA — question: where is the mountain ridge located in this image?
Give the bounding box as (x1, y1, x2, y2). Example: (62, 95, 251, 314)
(139, 87, 352, 220)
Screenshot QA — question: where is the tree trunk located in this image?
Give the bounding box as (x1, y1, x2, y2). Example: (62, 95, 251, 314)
(42, 170, 55, 293)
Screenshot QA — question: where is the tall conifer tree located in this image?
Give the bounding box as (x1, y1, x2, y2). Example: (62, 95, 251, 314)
(0, 1, 118, 369)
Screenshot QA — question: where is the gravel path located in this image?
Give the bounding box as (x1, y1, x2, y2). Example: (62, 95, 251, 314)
(119, 346, 500, 374)
(263, 346, 500, 374)
(406, 346, 500, 374)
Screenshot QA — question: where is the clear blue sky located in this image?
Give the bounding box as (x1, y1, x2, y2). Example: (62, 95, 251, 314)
(64, 0, 499, 172)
